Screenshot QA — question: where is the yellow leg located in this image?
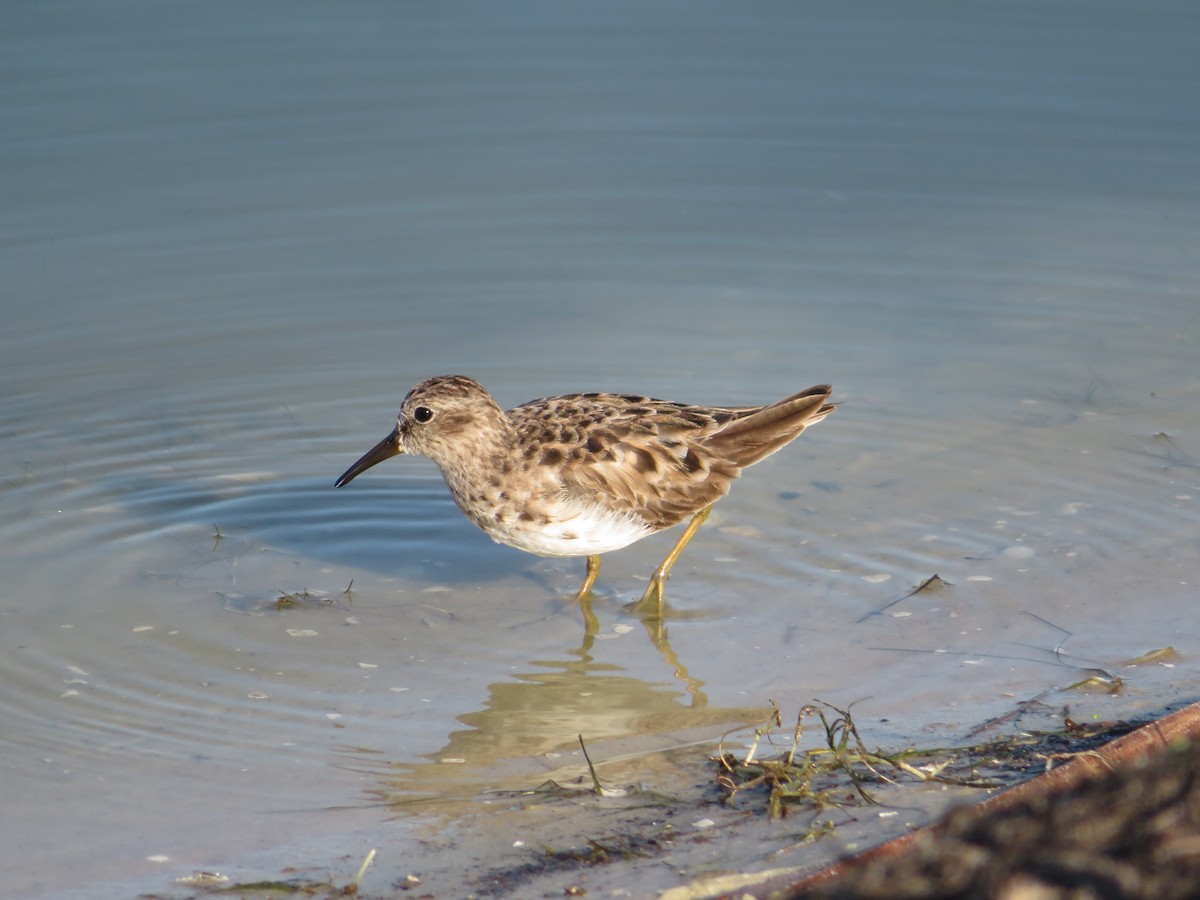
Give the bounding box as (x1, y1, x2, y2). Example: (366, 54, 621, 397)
(572, 554, 603, 603)
(578, 593, 600, 648)
(631, 506, 713, 616)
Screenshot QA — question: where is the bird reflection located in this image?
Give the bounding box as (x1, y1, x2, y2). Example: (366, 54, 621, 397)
(361, 599, 768, 807)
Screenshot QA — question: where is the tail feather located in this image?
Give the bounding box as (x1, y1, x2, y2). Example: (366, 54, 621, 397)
(707, 384, 835, 468)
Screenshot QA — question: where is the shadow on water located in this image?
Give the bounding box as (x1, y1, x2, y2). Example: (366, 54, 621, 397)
(123, 470, 531, 581)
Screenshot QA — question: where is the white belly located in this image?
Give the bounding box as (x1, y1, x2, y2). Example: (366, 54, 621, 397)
(485, 501, 656, 558)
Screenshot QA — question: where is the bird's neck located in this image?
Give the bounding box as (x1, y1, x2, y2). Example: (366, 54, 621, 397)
(433, 416, 517, 500)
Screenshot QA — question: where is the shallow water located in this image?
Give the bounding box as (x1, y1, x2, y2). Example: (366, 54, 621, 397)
(3, 1, 1199, 895)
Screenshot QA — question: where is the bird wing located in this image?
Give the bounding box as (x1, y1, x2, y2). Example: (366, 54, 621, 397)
(515, 395, 742, 530)
(508, 387, 833, 531)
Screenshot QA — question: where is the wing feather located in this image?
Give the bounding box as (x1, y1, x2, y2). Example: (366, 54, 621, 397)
(508, 386, 834, 532)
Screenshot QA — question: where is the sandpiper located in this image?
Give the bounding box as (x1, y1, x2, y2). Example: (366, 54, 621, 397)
(335, 376, 835, 612)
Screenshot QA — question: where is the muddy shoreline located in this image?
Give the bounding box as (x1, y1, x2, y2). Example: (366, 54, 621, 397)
(162, 699, 1200, 899)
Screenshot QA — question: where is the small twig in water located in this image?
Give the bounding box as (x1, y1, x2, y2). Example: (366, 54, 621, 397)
(577, 735, 626, 797)
(857, 573, 952, 622)
(351, 848, 376, 893)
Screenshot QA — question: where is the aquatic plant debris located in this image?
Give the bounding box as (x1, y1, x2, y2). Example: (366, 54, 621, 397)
(857, 573, 952, 622)
(715, 700, 988, 819)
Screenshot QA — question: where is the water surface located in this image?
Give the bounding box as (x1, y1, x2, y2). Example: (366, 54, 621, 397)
(2, 2, 1198, 895)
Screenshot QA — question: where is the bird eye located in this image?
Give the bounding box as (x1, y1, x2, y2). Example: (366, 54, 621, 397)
(412, 406, 434, 424)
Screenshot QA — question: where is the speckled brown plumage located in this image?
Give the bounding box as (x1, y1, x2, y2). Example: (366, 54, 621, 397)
(336, 375, 835, 610)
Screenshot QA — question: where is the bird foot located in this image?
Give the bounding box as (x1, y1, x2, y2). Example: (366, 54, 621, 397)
(627, 573, 668, 618)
